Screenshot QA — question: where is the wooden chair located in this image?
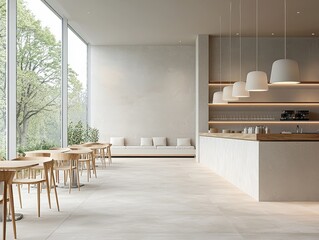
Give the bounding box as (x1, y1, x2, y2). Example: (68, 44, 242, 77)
(69, 147, 97, 181)
(51, 153, 80, 193)
(81, 143, 111, 168)
(24, 152, 50, 193)
(0, 171, 17, 240)
(12, 157, 60, 217)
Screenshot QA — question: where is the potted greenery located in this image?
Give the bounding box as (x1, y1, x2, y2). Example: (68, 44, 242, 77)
(68, 121, 99, 145)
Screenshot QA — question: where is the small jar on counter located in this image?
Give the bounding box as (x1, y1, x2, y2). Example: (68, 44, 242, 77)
(265, 126, 270, 134)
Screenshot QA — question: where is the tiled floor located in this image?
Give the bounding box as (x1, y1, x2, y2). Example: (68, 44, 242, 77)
(5, 158, 319, 239)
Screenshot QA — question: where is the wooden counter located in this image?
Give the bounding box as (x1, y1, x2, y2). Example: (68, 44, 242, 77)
(200, 133, 319, 141)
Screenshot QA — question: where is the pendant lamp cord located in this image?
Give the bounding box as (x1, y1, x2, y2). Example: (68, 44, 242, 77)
(229, 2, 232, 84)
(219, 16, 222, 91)
(284, 0, 287, 59)
(256, 0, 259, 71)
(239, 0, 242, 82)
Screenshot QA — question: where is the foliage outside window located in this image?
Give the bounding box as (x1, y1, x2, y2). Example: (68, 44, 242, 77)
(68, 28, 88, 127)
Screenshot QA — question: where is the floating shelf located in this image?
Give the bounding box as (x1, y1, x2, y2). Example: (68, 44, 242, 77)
(208, 121, 319, 125)
(209, 82, 319, 88)
(208, 102, 319, 107)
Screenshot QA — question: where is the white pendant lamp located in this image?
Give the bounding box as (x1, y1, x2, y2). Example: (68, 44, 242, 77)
(232, 0, 250, 98)
(223, 85, 238, 101)
(246, 71, 268, 91)
(213, 17, 228, 104)
(270, 0, 300, 84)
(246, 0, 269, 91)
(233, 81, 250, 97)
(213, 91, 227, 104)
(223, 2, 239, 102)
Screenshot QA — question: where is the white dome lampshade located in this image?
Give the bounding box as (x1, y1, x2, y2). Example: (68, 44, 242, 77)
(270, 59, 300, 84)
(213, 91, 228, 104)
(246, 71, 269, 91)
(232, 81, 250, 97)
(222, 86, 239, 101)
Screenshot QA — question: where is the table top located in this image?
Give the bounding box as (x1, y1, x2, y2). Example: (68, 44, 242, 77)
(25, 149, 69, 154)
(0, 161, 39, 170)
(67, 149, 93, 154)
(70, 143, 112, 149)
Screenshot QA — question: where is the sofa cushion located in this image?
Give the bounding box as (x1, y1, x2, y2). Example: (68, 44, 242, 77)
(152, 137, 166, 146)
(110, 137, 125, 146)
(177, 138, 191, 146)
(140, 137, 153, 146)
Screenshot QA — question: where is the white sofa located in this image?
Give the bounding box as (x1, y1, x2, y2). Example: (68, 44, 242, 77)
(110, 137, 195, 157)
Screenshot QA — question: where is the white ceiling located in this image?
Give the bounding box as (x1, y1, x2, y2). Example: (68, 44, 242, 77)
(46, 0, 319, 45)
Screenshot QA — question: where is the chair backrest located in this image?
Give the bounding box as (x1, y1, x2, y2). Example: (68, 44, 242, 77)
(25, 152, 50, 157)
(12, 156, 54, 171)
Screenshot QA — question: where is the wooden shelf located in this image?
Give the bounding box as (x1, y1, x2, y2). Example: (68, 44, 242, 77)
(200, 133, 319, 141)
(208, 121, 319, 125)
(209, 82, 319, 88)
(208, 102, 319, 107)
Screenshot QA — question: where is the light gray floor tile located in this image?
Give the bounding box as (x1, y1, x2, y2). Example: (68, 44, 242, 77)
(3, 158, 319, 240)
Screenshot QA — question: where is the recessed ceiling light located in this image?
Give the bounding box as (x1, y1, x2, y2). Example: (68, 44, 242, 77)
(297, 11, 301, 14)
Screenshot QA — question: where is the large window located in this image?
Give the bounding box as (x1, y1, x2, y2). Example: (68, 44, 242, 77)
(0, 0, 88, 157)
(68, 28, 88, 126)
(17, 0, 62, 151)
(0, 0, 6, 159)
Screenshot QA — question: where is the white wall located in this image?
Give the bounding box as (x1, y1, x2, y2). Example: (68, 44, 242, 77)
(90, 45, 195, 146)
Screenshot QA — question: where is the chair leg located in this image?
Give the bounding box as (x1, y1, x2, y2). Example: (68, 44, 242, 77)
(17, 184, 22, 209)
(69, 170, 72, 194)
(76, 164, 80, 191)
(64, 171, 68, 186)
(77, 172, 81, 191)
(8, 184, 17, 239)
(44, 169, 51, 209)
(37, 183, 41, 217)
(55, 170, 60, 184)
(51, 170, 60, 211)
(28, 170, 31, 194)
(3, 182, 7, 240)
(86, 161, 90, 182)
(92, 157, 97, 178)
